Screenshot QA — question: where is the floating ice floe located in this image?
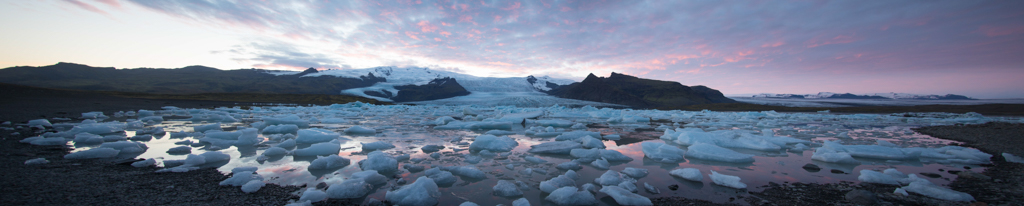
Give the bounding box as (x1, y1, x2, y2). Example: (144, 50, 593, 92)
(709, 170, 746, 189)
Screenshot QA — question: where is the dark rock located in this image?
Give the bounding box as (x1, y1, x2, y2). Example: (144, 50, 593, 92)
(392, 77, 471, 102)
(920, 172, 943, 178)
(830, 169, 846, 174)
(844, 189, 878, 205)
(545, 72, 735, 108)
(802, 163, 821, 172)
(668, 184, 679, 190)
(958, 171, 991, 180)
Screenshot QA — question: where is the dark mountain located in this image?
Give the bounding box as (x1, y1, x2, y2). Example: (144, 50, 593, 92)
(391, 77, 471, 102)
(546, 72, 736, 108)
(0, 62, 472, 102)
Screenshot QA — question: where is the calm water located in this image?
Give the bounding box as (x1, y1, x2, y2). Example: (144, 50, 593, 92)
(67, 105, 1013, 205)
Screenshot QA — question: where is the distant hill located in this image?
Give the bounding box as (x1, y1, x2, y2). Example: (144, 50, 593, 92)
(753, 92, 975, 100)
(546, 72, 736, 108)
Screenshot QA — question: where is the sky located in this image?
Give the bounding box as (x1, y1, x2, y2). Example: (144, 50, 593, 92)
(1, 0, 1022, 98)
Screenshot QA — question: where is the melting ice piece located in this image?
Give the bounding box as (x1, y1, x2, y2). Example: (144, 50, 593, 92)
(24, 158, 49, 165)
(443, 166, 487, 179)
(621, 167, 649, 179)
(540, 174, 577, 193)
(492, 180, 524, 197)
(901, 180, 975, 201)
(556, 160, 582, 170)
(590, 158, 610, 170)
(361, 141, 396, 151)
(525, 156, 547, 164)
(544, 186, 598, 205)
(554, 131, 603, 141)
(600, 186, 653, 205)
(293, 142, 341, 156)
(709, 170, 746, 189)
(131, 158, 156, 167)
(425, 168, 457, 186)
(351, 170, 388, 185)
(262, 124, 299, 134)
(64, 148, 119, 159)
(469, 135, 519, 152)
(421, 145, 445, 153)
(344, 126, 376, 134)
(577, 136, 605, 149)
(360, 151, 398, 173)
(644, 182, 660, 194)
(1004, 153, 1024, 163)
(669, 168, 703, 181)
(261, 147, 288, 156)
(193, 123, 221, 133)
(385, 176, 440, 206)
(221, 171, 263, 186)
(641, 142, 687, 162)
(167, 146, 192, 154)
(299, 188, 327, 202)
(594, 170, 629, 186)
(73, 133, 104, 145)
(308, 155, 351, 170)
(327, 179, 372, 198)
(857, 169, 901, 185)
(811, 147, 860, 164)
(512, 198, 530, 206)
(241, 180, 265, 193)
(30, 137, 69, 146)
(296, 128, 342, 144)
(528, 141, 583, 154)
(685, 143, 755, 163)
(27, 119, 52, 127)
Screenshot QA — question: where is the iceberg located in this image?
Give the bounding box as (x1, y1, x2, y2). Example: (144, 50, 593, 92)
(709, 170, 746, 189)
(385, 176, 440, 206)
(669, 168, 703, 181)
(544, 187, 597, 205)
(327, 179, 372, 199)
(640, 142, 687, 162)
(469, 135, 518, 152)
(359, 151, 398, 173)
(295, 128, 342, 144)
(685, 143, 755, 163)
(600, 186, 653, 205)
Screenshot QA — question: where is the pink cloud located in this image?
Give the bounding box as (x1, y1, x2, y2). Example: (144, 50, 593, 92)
(976, 25, 1024, 37)
(62, 0, 108, 15)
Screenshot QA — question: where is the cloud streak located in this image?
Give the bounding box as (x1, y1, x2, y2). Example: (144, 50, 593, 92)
(51, 0, 1024, 97)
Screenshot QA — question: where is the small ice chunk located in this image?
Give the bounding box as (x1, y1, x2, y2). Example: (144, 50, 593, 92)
(600, 186, 652, 205)
(361, 141, 396, 151)
(295, 128, 342, 144)
(241, 180, 265, 193)
(894, 188, 909, 196)
(540, 174, 577, 193)
(1003, 153, 1024, 163)
(544, 187, 598, 205)
(644, 182, 660, 194)
(617, 181, 638, 193)
(130, 134, 153, 141)
(360, 151, 398, 173)
(421, 145, 445, 153)
(460, 202, 480, 206)
(276, 139, 296, 149)
(262, 124, 299, 134)
(30, 137, 69, 146)
(464, 155, 482, 164)
(577, 135, 605, 149)
(232, 167, 258, 174)
(444, 166, 487, 179)
(27, 119, 52, 127)
(594, 170, 627, 186)
(385, 176, 440, 206)
(556, 161, 581, 170)
(308, 155, 351, 170)
(198, 151, 230, 163)
(262, 147, 288, 156)
(167, 146, 192, 154)
(603, 134, 621, 140)
(193, 123, 221, 133)
(709, 170, 746, 189)
(344, 125, 376, 134)
(425, 168, 457, 185)
(685, 143, 755, 163)
(513, 198, 530, 206)
(24, 158, 49, 165)
(812, 147, 860, 164)
(582, 183, 600, 193)
(404, 164, 425, 173)
(220, 171, 263, 186)
(469, 135, 519, 152)
(669, 168, 703, 181)
(641, 142, 687, 162)
(621, 168, 649, 179)
(857, 169, 900, 185)
(292, 142, 341, 156)
(131, 158, 156, 167)
(351, 170, 388, 185)
(73, 133, 104, 145)
(600, 149, 634, 161)
(299, 188, 327, 202)
(327, 179, 372, 198)
(590, 158, 610, 170)
(901, 181, 975, 201)
(64, 148, 119, 159)
(493, 180, 524, 197)
(525, 156, 547, 164)
(528, 141, 582, 154)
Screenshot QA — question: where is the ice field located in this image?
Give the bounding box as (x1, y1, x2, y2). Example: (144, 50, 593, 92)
(21, 102, 1024, 205)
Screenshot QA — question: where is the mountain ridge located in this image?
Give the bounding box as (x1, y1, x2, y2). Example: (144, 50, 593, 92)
(753, 92, 975, 100)
(546, 72, 736, 108)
